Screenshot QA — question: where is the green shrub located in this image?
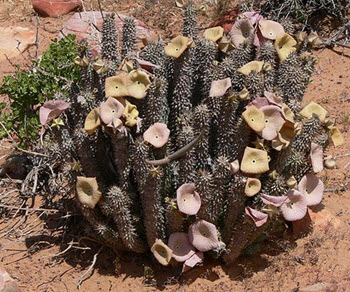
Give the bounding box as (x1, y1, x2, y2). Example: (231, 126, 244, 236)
(0, 34, 80, 147)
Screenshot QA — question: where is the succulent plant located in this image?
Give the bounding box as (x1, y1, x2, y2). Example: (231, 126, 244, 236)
(38, 6, 343, 270)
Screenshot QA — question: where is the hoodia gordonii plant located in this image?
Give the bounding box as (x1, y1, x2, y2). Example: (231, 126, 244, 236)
(39, 8, 344, 270)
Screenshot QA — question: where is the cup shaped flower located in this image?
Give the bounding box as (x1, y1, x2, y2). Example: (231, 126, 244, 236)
(272, 120, 295, 150)
(242, 105, 265, 132)
(128, 69, 151, 99)
(209, 77, 232, 97)
(218, 35, 234, 53)
(261, 193, 289, 207)
(264, 91, 283, 107)
(182, 252, 204, 273)
(74, 56, 89, 67)
(164, 35, 193, 58)
(118, 58, 134, 72)
(280, 189, 307, 221)
(188, 220, 219, 252)
(168, 232, 196, 262)
(105, 72, 131, 98)
(135, 58, 161, 73)
(92, 59, 111, 75)
(259, 105, 285, 140)
(229, 159, 240, 174)
(286, 176, 297, 189)
(298, 174, 324, 206)
(143, 122, 170, 148)
(324, 118, 335, 130)
(151, 239, 173, 266)
(76, 176, 102, 209)
(229, 19, 254, 48)
(100, 97, 125, 125)
(308, 31, 322, 48)
(252, 136, 265, 149)
(245, 207, 268, 227)
(84, 108, 101, 135)
(240, 147, 269, 174)
(51, 117, 64, 129)
(39, 100, 70, 126)
(295, 31, 308, 44)
(245, 178, 261, 197)
(238, 87, 250, 100)
(281, 103, 295, 122)
(176, 183, 201, 215)
(123, 101, 139, 127)
(250, 97, 270, 109)
(238, 61, 271, 76)
(275, 33, 297, 62)
(92, 59, 110, 75)
(203, 26, 224, 43)
(324, 156, 336, 169)
(106, 118, 123, 133)
(330, 127, 344, 147)
(300, 101, 328, 121)
(243, 11, 263, 25)
(310, 142, 324, 173)
(259, 20, 284, 40)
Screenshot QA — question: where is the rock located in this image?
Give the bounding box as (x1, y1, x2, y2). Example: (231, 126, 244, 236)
(58, 11, 154, 55)
(292, 207, 342, 236)
(0, 27, 36, 61)
(299, 282, 338, 292)
(309, 207, 342, 230)
(32, 0, 82, 18)
(0, 269, 20, 292)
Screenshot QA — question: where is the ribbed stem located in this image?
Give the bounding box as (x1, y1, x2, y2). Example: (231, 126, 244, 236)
(103, 186, 147, 253)
(132, 140, 166, 246)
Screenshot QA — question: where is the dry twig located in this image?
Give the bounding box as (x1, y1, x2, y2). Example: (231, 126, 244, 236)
(77, 245, 104, 291)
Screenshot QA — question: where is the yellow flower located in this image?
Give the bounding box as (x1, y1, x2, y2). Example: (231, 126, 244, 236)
(128, 70, 151, 99)
(84, 108, 101, 135)
(92, 59, 110, 74)
(238, 61, 271, 76)
(76, 176, 102, 209)
(123, 101, 139, 127)
(164, 35, 193, 58)
(330, 127, 344, 147)
(275, 33, 297, 62)
(51, 117, 64, 129)
(242, 105, 265, 132)
(203, 26, 224, 43)
(105, 72, 131, 98)
(240, 147, 270, 174)
(300, 101, 328, 121)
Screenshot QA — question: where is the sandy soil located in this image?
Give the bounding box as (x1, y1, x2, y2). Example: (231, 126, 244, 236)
(0, 1, 349, 291)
